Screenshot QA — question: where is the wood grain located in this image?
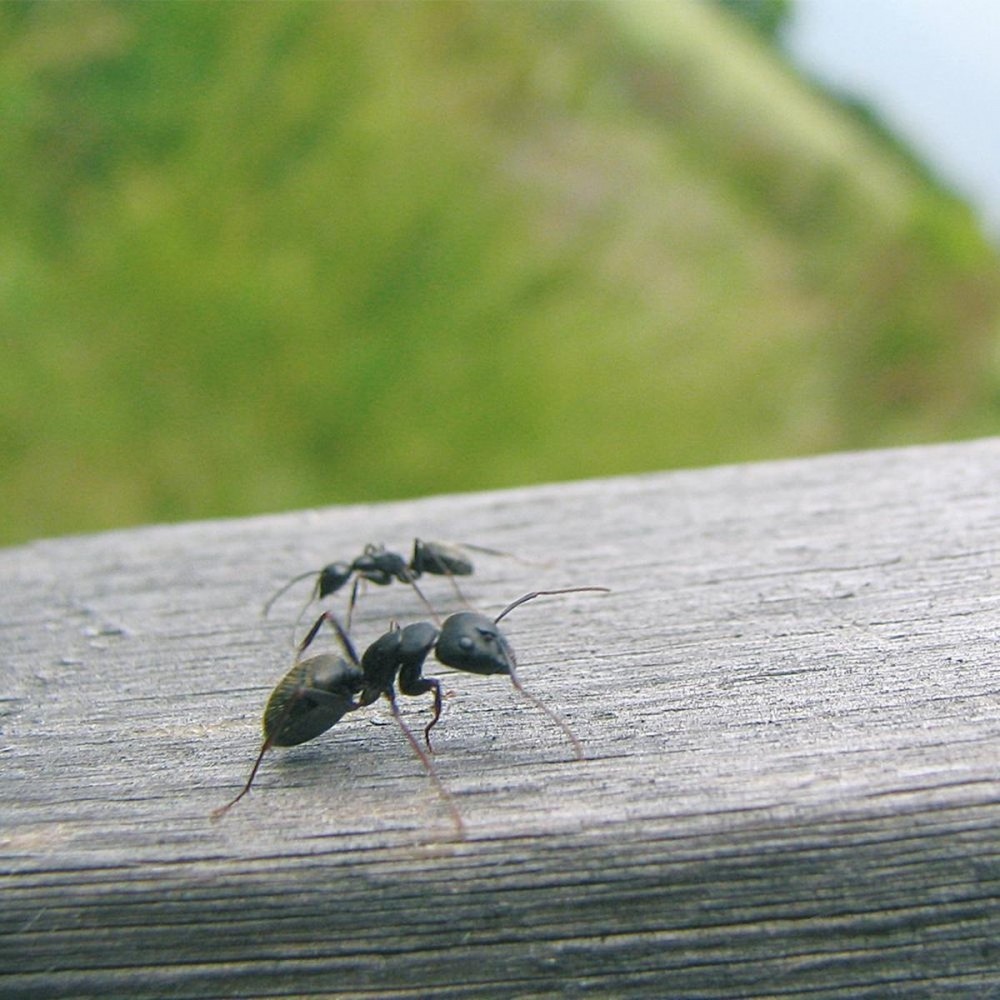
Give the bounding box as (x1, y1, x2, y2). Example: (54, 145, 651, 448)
(2, 439, 999, 997)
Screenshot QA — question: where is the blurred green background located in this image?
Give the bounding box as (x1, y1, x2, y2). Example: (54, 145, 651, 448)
(3, 0, 1000, 547)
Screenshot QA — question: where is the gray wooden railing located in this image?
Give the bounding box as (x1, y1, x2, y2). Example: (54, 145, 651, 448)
(2, 438, 999, 998)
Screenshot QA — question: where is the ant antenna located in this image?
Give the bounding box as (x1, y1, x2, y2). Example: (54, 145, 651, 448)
(493, 586, 609, 761)
(494, 586, 610, 624)
(508, 672, 583, 759)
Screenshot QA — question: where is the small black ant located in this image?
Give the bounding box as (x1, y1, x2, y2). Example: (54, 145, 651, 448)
(262, 539, 504, 626)
(213, 586, 608, 833)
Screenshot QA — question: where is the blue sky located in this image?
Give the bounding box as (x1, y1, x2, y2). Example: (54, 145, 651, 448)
(784, 0, 1000, 239)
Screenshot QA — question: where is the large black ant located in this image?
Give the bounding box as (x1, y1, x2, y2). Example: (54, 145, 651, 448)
(213, 586, 609, 834)
(262, 539, 506, 627)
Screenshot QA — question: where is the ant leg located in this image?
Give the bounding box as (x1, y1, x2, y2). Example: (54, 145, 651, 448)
(345, 577, 362, 631)
(212, 681, 362, 820)
(399, 666, 443, 751)
(384, 687, 464, 838)
(298, 612, 329, 655)
(298, 612, 360, 665)
(287, 589, 318, 650)
(438, 567, 471, 610)
(423, 678, 443, 750)
(211, 735, 274, 820)
(212, 674, 331, 821)
(262, 569, 322, 618)
(399, 570, 442, 624)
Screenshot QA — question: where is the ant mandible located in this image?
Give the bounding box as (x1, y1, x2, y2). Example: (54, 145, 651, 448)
(262, 538, 504, 627)
(213, 586, 609, 834)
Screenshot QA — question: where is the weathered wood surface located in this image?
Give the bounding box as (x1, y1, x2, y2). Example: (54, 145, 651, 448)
(2, 438, 999, 998)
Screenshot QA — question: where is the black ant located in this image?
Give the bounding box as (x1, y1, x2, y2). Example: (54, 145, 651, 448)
(213, 586, 609, 834)
(262, 539, 506, 627)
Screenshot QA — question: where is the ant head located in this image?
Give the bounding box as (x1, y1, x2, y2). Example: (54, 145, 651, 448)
(435, 589, 608, 677)
(435, 611, 514, 676)
(317, 562, 353, 598)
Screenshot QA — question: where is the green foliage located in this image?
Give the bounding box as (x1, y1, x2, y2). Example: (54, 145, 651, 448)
(714, 0, 792, 42)
(2, 0, 999, 544)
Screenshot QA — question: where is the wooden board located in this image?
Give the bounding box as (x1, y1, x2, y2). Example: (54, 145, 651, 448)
(2, 439, 999, 998)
